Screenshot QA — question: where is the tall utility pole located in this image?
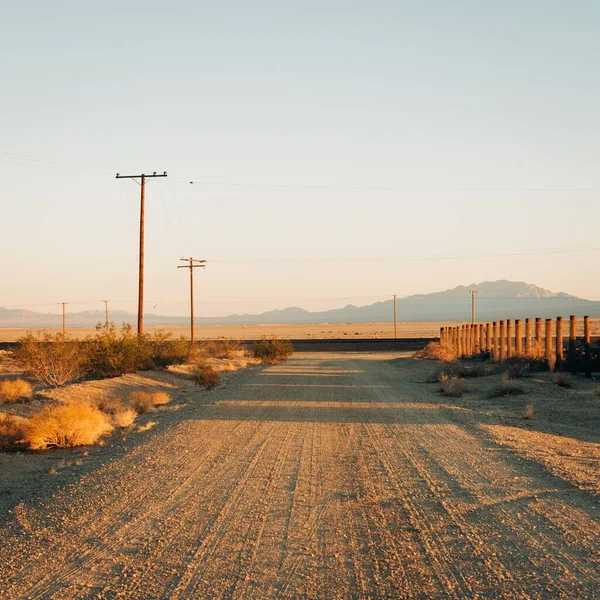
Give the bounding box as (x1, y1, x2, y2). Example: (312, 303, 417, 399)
(178, 257, 206, 347)
(59, 302, 68, 336)
(471, 290, 478, 324)
(393, 294, 397, 339)
(103, 300, 109, 329)
(116, 171, 167, 337)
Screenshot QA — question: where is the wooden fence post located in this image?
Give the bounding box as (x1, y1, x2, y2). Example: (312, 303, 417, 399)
(584, 316, 592, 379)
(499, 320, 506, 361)
(515, 319, 523, 356)
(545, 319, 553, 367)
(480, 324, 485, 353)
(493, 321, 499, 360)
(525, 318, 532, 357)
(486, 322, 492, 353)
(535, 317, 543, 358)
(440, 327, 445, 346)
(555, 316, 563, 372)
(473, 324, 479, 354)
(568, 316, 577, 374)
(506, 319, 512, 359)
(458, 325, 464, 357)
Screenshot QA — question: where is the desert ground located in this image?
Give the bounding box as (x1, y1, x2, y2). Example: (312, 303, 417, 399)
(0, 322, 454, 342)
(0, 351, 599, 598)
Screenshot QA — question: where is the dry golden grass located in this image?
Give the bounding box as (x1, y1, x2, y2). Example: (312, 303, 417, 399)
(113, 407, 137, 428)
(129, 391, 171, 414)
(0, 379, 33, 404)
(413, 342, 456, 362)
(96, 396, 125, 414)
(24, 402, 114, 450)
(0, 413, 28, 449)
(438, 375, 465, 398)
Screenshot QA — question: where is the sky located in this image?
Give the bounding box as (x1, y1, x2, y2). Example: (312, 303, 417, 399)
(1, 1, 600, 317)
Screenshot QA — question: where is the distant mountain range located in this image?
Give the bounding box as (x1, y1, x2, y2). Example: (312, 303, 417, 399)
(1, 281, 598, 328)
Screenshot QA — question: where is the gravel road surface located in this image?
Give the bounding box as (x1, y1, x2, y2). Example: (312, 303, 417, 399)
(0, 352, 598, 599)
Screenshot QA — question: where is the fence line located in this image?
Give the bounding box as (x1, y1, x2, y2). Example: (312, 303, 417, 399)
(440, 315, 595, 378)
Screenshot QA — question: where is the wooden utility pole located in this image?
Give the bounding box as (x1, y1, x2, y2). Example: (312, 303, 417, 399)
(103, 300, 109, 329)
(59, 302, 68, 336)
(116, 171, 167, 336)
(178, 257, 206, 347)
(393, 294, 397, 339)
(470, 290, 477, 324)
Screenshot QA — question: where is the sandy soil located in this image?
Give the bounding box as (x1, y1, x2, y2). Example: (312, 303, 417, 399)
(0, 322, 449, 342)
(0, 353, 599, 599)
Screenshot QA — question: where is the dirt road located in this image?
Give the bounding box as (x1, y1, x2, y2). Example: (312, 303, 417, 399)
(1, 353, 599, 599)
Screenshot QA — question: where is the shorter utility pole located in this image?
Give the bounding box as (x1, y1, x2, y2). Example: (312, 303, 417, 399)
(393, 294, 397, 339)
(178, 257, 206, 347)
(59, 302, 68, 336)
(103, 300, 109, 329)
(470, 290, 478, 324)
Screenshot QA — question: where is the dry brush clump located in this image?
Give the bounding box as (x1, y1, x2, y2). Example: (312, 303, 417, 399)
(0, 413, 28, 449)
(194, 338, 244, 360)
(413, 342, 456, 362)
(24, 402, 114, 450)
(113, 407, 137, 428)
(0, 378, 33, 404)
(193, 364, 221, 389)
(552, 372, 574, 388)
(429, 361, 497, 383)
(438, 375, 466, 398)
(253, 337, 294, 364)
(129, 391, 171, 414)
(15, 332, 88, 387)
(488, 373, 526, 398)
(501, 356, 548, 379)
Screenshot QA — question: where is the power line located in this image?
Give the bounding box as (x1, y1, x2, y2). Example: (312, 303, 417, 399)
(183, 180, 600, 193)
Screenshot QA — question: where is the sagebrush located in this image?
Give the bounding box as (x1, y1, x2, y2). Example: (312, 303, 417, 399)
(413, 342, 456, 362)
(0, 379, 33, 403)
(194, 364, 221, 389)
(253, 337, 293, 364)
(438, 375, 465, 398)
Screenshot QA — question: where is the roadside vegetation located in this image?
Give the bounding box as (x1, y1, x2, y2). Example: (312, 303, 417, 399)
(252, 336, 294, 364)
(0, 379, 33, 404)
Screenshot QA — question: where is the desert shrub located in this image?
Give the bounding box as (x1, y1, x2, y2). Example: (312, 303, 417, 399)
(438, 375, 465, 398)
(193, 364, 221, 389)
(0, 413, 28, 449)
(15, 332, 89, 387)
(148, 331, 190, 368)
(253, 337, 294, 364)
(24, 402, 113, 450)
(525, 403, 535, 419)
(429, 361, 497, 383)
(501, 356, 548, 378)
(113, 407, 137, 428)
(195, 338, 243, 360)
(552, 372, 574, 388)
(488, 374, 525, 397)
(129, 391, 171, 414)
(0, 379, 33, 404)
(86, 325, 153, 378)
(413, 342, 456, 362)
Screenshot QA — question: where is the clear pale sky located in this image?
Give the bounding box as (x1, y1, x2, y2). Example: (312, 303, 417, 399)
(1, 1, 599, 317)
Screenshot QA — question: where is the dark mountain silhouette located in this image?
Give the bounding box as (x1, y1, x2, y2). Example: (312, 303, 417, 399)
(1, 281, 598, 327)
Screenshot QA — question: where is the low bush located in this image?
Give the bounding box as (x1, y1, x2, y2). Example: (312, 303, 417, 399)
(0, 413, 28, 449)
(552, 372, 574, 388)
(113, 407, 137, 428)
(501, 356, 548, 379)
(15, 332, 89, 387)
(195, 338, 243, 360)
(129, 391, 171, 414)
(413, 342, 456, 362)
(253, 337, 294, 364)
(0, 379, 33, 404)
(194, 364, 221, 389)
(429, 361, 497, 383)
(488, 374, 525, 397)
(438, 375, 465, 398)
(25, 402, 114, 450)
